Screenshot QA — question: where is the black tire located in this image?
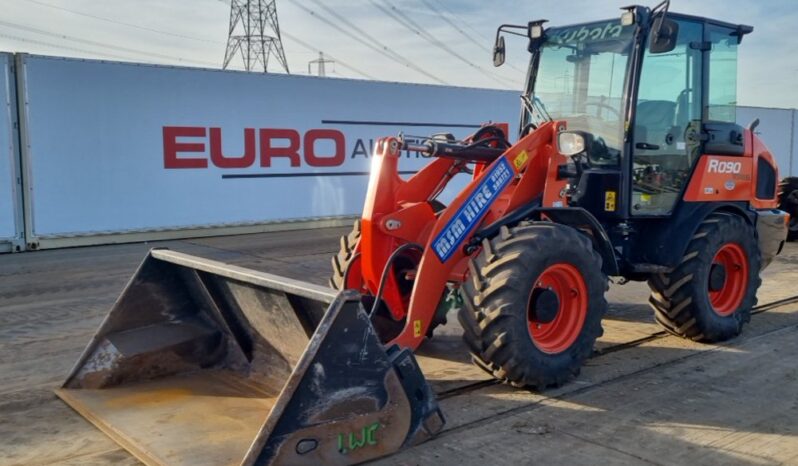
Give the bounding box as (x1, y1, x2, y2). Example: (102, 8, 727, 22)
(778, 177, 798, 241)
(458, 222, 608, 390)
(329, 217, 445, 341)
(329, 199, 446, 289)
(329, 220, 404, 341)
(647, 213, 761, 342)
(330, 220, 361, 291)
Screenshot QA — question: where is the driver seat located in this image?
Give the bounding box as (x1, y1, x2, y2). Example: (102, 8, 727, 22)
(635, 100, 676, 151)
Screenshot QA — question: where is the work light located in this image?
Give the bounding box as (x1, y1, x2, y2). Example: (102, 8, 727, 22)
(557, 132, 586, 156)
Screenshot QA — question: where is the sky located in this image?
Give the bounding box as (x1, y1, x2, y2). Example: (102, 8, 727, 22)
(0, 0, 796, 108)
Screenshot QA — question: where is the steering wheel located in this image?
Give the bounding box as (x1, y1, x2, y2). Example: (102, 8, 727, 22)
(593, 136, 607, 155)
(585, 102, 621, 121)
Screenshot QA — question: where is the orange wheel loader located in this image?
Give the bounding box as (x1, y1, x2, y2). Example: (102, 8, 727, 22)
(57, 2, 789, 465)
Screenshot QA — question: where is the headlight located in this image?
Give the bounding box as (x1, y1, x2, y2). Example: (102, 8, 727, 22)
(621, 10, 635, 26)
(557, 132, 586, 156)
(527, 20, 548, 40)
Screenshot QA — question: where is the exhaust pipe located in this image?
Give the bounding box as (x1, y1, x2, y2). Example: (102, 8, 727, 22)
(56, 249, 444, 465)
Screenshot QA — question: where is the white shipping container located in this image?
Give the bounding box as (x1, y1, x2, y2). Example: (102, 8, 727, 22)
(18, 55, 519, 247)
(792, 110, 798, 177)
(736, 106, 795, 177)
(11, 52, 798, 252)
(0, 53, 22, 252)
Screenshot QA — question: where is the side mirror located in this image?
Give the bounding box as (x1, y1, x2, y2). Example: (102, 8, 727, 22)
(493, 35, 506, 67)
(650, 17, 679, 54)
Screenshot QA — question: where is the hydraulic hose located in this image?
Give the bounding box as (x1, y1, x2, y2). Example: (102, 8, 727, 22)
(369, 242, 424, 317)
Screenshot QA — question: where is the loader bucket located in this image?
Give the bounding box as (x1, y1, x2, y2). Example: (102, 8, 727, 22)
(56, 249, 444, 466)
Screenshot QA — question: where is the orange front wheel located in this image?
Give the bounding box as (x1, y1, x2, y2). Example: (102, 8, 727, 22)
(458, 222, 607, 390)
(527, 263, 589, 354)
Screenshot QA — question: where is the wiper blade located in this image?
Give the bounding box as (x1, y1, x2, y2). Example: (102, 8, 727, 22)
(521, 94, 553, 124)
(534, 95, 553, 121)
(520, 94, 535, 115)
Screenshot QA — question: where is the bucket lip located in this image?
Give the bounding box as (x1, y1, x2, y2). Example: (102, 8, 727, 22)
(150, 249, 338, 305)
(239, 292, 371, 466)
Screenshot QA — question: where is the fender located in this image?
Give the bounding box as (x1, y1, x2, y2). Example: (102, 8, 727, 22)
(633, 201, 755, 269)
(469, 205, 619, 277)
(536, 207, 619, 277)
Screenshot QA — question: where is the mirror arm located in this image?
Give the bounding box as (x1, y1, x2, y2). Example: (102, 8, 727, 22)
(493, 24, 531, 68)
(650, 0, 671, 45)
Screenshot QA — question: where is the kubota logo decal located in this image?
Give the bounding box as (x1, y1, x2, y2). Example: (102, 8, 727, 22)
(432, 157, 513, 262)
(707, 159, 742, 174)
(550, 22, 632, 45)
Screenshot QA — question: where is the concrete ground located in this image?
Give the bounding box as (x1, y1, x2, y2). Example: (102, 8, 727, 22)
(0, 227, 797, 465)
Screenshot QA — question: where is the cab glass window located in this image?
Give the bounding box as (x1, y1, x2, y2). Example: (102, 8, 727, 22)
(707, 26, 739, 123)
(631, 19, 703, 215)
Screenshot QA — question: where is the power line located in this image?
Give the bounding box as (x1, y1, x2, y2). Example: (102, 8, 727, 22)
(416, 0, 490, 53)
(369, 0, 516, 89)
(296, 0, 448, 85)
(216, 0, 377, 79)
(421, 0, 526, 74)
(8, 0, 521, 85)
(415, 0, 527, 76)
(22, 0, 223, 45)
(301, 0, 446, 84)
(0, 32, 155, 63)
(8, 0, 375, 80)
(428, 0, 492, 42)
(280, 30, 377, 79)
(373, 0, 516, 88)
(0, 20, 219, 67)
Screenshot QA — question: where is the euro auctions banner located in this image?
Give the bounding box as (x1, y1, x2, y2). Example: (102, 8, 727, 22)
(0, 53, 19, 244)
(20, 55, 517, 237)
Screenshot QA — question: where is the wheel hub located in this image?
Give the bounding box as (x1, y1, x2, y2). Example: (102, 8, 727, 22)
(708, 263, 727, 292)
(708, 242, 749, 316)
(530, 288, 560, 323)
(527, 263, 588, 354)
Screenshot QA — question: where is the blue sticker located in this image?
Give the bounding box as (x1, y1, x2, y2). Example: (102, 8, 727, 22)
(432, 157, 514, 262)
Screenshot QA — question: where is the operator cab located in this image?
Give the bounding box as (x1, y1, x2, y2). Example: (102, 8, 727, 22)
(495, 1, 752, 219)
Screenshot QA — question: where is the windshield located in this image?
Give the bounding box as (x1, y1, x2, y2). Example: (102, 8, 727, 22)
(527, 20, 635, 163)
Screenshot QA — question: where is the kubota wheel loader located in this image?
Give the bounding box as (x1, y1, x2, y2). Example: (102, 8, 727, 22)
(57, 2, 789, 465)
(330, 0, 788, 389)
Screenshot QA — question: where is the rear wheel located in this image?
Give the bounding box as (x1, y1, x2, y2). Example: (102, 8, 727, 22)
(458, 222, 608, 389)
(778, 177, 798, 241)
(330, 221, 404, 341)
(648, 213, 761, 342)
(330, 220, 364, 291)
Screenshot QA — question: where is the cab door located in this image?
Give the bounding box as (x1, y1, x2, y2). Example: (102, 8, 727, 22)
(631, 18, 704, 216)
